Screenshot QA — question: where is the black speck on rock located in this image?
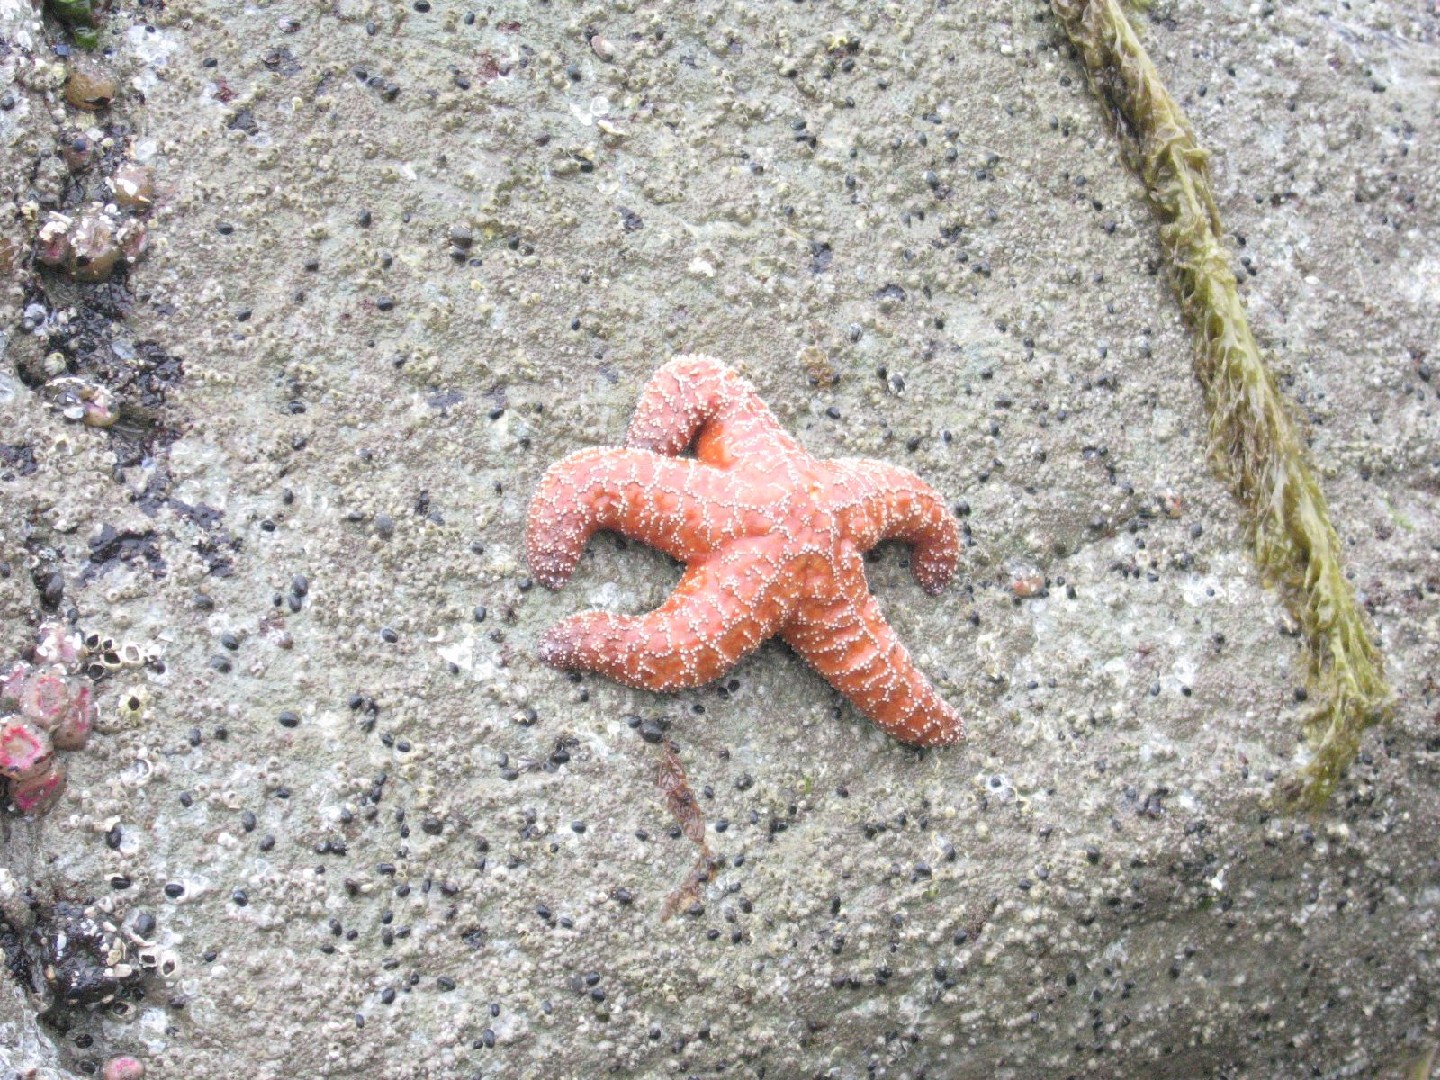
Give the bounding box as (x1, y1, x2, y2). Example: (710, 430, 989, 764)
(32, 569, 65, 609)
(26, 901, 143, 1006)
(226, 109, 259, 135)
(87, 524, 165, 577)
(0, 444, 37, 479)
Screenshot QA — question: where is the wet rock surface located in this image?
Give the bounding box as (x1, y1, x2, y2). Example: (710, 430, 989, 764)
(1, 0, 1437, 1077)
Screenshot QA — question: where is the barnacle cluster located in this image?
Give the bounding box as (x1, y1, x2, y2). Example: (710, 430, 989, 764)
(32, 56, 157, 284)
(7, 896, 173, 1010)
(0, 624, 97, 815)
(41, 373, 118, 427)
(34, 201, 148, 283)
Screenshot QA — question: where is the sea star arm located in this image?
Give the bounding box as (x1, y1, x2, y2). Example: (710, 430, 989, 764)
(832, 459, 963, 595)
(782, 591, 965, 747)
(538, 539, 798, 691)
(625, 355, 801, 468)
(526, 447, 738, 589)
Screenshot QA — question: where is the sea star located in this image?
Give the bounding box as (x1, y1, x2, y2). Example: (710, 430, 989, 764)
(526, 356, 966, 746)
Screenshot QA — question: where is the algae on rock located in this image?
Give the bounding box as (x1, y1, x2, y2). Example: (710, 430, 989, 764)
(1050, 0, 1393, 803)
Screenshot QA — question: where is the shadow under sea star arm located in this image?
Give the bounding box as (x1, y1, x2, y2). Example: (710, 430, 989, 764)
(832, 459, 963, 596)
(538, 538, 800, 691)
(783, 590, 965, 747)
(625, 354, 800, 467)
(525, 447, 733, 589)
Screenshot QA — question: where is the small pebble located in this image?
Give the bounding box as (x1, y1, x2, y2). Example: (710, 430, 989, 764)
(65, 59, 117, 111)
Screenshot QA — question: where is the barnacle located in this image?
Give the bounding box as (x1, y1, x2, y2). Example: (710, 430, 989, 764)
(0, 625, 103, 814)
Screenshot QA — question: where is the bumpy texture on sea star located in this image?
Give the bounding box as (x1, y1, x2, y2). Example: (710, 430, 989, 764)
(526, 356, 966, 746)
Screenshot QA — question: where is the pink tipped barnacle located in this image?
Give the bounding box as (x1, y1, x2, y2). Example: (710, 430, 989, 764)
(9, 760, 67, 815)
(51, 681, 95, 751)
(102, 1057, 147, 1080)
(18, 668, 74, 728)
(116, 218, 148, 264)
(35, 205, 145, 284)
(110, 163, 155, 210)
(0, 661, 32, 709)
(69, 210, 122, 282)
(2, 634, 96, 814)
(13, 670, 95, 750)
(0, 716, 55, 782)
(80, 385, 118, 428)
(34, 623, 86, 669)
(35, 213, 74, 267)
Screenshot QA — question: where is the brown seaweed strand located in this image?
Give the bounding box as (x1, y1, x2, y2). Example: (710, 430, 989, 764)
(656, 739, 717, 920)
(1050, 0, 1392, 804)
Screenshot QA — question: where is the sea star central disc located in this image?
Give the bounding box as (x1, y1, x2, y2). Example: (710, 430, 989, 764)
(525, 356, 966, 746)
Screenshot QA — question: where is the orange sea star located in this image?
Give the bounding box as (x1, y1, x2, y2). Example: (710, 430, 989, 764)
(525, 356, 966, 746)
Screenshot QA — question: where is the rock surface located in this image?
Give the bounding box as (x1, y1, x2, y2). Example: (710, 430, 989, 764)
(1, 0, 1436, 1076)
